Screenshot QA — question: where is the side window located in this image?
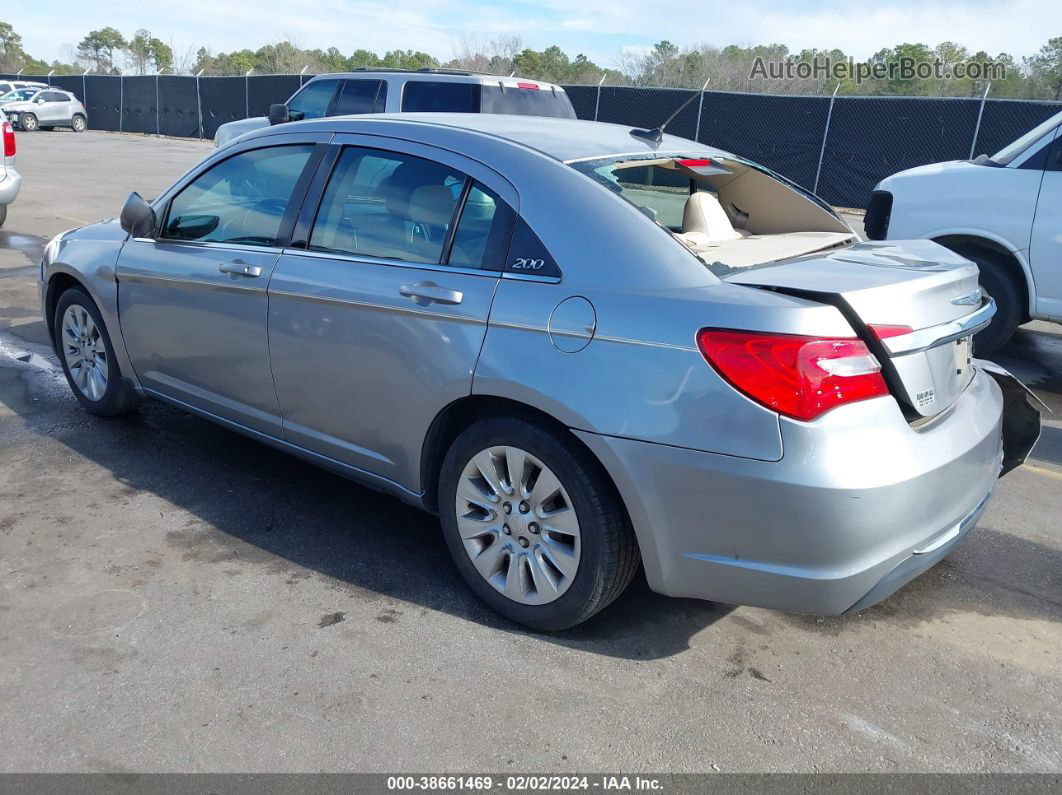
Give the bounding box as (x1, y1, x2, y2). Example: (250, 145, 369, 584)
(309, 147, 464, 264)
(287, 79, 339, 121)
(448, 183, 515, 270)
(162, 145, 315, 247)
(401, 81, 479, 113)
(334, 80, 387, 115)
(1048, 132, 1062, 173)
(504, 217, 561, 279)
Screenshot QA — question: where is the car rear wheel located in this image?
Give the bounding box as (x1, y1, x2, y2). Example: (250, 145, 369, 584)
(71, 115, 86, 133)
(439, 416, 639, 631)
(20, 113, 38, 132)
(54, 288, 138, 416)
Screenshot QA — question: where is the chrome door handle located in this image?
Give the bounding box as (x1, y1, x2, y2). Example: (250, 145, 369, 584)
(218, 261, 262, 278)
(399, 282, 464, 306)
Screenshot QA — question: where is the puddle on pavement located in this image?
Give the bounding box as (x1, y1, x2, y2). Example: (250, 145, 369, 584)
(0, 231, 45, 262)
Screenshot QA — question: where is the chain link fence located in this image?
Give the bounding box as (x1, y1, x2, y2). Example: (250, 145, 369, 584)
(2, 72, 1058, 208)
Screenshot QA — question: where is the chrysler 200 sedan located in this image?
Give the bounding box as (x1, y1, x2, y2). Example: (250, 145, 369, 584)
(39, 114, 1041, 630)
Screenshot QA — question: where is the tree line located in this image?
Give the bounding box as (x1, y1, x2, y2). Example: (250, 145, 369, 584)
(2, 21, 1060, 100)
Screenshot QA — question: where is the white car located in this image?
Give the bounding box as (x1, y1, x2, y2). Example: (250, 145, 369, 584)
(214, 69, 575, 148)
(0, 112, 19, 228)
(0, 80, 48, 96)
(866, 109, 1062, 354)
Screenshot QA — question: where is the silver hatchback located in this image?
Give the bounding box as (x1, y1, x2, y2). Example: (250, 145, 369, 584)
(40, 115, 1041, 630)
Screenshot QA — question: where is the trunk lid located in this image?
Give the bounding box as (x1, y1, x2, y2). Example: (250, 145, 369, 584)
(726, 240, 990, 419)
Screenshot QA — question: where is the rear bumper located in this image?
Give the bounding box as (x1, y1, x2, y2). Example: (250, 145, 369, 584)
(0, 166, 20, 205)
(576, 366, 1011, 615)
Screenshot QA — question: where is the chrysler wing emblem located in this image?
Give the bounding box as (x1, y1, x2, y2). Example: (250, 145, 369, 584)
(951, 289, 982, 306)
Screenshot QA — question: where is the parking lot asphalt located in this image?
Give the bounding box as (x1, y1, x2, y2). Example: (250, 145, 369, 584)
(1, 131, 1060, 773)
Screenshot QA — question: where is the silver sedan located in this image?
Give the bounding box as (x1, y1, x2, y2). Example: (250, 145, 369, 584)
(39, 114, 1041, 630)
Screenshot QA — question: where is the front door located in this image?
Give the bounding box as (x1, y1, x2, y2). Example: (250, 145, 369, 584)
(267, 137, 517, 490)
(117, 142, 319, 435)
(1030, 126, 1062, 320)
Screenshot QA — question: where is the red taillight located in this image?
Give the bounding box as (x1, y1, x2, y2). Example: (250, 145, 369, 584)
(516, 82, 540, 90)
(677, 158, 711, 167)
(2, 122, 14, 157)
(868, 324, 913, 340)
(696, 329, 889, 421)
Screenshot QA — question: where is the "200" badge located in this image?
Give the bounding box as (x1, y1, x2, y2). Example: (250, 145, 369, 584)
(511, 258, 545, 270)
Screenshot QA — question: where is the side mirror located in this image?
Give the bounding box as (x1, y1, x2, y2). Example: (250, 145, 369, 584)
(120, 192, 157, 239)
(268, 103, 289, 125)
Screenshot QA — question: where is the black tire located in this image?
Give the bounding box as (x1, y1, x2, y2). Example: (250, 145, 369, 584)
(438, 415, 639, 631)
(20, 113, 38, 132)
(963, 251, 1023, 356)
(54, 288, 138, 417)
(0, 204, 6, 228)
(71, 115, 87, 133)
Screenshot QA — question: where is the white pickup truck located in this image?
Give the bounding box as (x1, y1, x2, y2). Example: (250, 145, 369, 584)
(866, 109, 1062, 354)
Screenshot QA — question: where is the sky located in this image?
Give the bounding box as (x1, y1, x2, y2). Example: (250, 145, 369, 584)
(12, 0, 1062, 70)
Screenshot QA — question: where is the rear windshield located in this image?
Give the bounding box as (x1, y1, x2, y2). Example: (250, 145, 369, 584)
(571, 155, 704, 230)
(480, 85, 576, 119)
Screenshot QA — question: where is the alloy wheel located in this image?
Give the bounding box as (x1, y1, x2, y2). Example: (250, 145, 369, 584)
(455, 445, 581, 605)
(61, 304, 109, 401)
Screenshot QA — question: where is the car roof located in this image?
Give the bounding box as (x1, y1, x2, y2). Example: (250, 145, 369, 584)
(308, 71, 566, 90)
(296, 113, 724, 164)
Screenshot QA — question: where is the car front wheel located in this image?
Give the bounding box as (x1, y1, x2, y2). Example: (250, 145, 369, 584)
(439, 416, 639, 631)
(20, 113, 38, 132)
(55, 288, 138, 416)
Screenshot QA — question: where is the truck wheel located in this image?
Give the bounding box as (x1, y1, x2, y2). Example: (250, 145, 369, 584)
(971, 255, 1023, 356)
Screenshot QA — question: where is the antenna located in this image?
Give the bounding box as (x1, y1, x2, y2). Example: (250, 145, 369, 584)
(630, 77, 709, 144)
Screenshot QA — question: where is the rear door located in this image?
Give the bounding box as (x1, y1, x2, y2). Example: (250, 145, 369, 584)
(117, 136, 326, 435)
(333, 79, 387, 115)
(1029, 126, 1062, 319)
(267, 135, 517, 489)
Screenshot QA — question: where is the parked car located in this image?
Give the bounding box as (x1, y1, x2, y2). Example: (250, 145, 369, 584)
(41, 114, 1040, 630)
(3, 89, 87, 133)
(214, 68, 576, 148)
(0, 80, 48, 96)
(866, 109, 1062, 354)
(0, 113, 19, 228)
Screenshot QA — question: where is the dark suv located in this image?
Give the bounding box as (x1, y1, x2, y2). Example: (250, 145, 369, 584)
(214, 68, 577, 147)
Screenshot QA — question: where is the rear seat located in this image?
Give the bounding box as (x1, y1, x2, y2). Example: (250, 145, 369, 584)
(675, 192, 749, 248)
